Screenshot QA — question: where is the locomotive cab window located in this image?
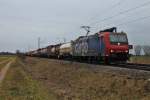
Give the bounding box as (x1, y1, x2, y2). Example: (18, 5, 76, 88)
(109, 33, 128, 44)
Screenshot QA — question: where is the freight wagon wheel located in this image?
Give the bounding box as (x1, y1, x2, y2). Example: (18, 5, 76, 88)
(57, 55, 60, 59)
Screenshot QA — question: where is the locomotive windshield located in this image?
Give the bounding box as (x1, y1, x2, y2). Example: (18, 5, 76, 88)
(109, 33, 128, 44)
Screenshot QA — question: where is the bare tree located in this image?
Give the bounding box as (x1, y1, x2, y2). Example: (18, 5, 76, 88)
(134, 45, 142, 56)
(143, 45, 150, 56)
(16, 50, 26, 60)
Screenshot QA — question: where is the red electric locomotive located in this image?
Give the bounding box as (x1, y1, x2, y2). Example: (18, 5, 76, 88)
(26, 27, 130, 64)
(99, 27, 129, 63)
(72, 27, 129, 64)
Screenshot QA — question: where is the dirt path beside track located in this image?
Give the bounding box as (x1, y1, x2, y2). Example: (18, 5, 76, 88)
(0, 59, 15, 84)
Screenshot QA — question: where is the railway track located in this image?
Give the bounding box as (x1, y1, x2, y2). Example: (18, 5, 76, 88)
(59, 59, 150, 72)
(109, 63, 150, 71)
(28, 57, 150, 72)
(62, 59, 150, 72)
(68, 58, 150, 71)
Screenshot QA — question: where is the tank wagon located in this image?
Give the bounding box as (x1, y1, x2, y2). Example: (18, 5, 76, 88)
(26, 49, 39, 57)
(46, 45, 55, 57)
(39, 48, 48, 57)
(59, 42, 72, 59)
(27, 27, 130, 64)
(51, 44, 61, 58)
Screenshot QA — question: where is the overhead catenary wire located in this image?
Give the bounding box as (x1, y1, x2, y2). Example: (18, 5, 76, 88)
(90, 0, 150, 26)
(71, 0, 150, 39)
(116, 15, 150, 26)
(88, 0, 124, 25)
(95, 15, 150, 31)
(100, 7, 150, 29)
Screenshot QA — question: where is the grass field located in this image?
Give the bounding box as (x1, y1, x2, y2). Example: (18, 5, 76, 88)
(130, 56, 150, 64)
(0, 56, 150, 100)
(0, 56, 57, 100)
(22, 57, 150, 100)
(0, 56, 10, 62)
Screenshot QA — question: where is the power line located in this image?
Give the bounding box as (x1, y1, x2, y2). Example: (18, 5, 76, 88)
(90, 1, 150, 26)
(74, 1, 150, 37)
(88, 0, 124, 25)
(99, 15, 150, 29)
(116, 15, 150, 26)
(90, 15, 150, 33)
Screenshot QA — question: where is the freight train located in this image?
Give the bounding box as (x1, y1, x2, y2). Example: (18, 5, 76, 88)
(26, 27, 130, 64)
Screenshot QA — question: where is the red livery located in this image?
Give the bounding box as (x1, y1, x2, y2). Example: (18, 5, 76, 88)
(99, 27, 129, 63)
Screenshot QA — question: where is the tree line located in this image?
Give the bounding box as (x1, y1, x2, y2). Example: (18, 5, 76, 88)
(134, 45, 150, 56)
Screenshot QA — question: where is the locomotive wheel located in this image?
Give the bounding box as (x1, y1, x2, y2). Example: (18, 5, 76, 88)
(104, 57, 110, 65)
(88, 57, 92, 63)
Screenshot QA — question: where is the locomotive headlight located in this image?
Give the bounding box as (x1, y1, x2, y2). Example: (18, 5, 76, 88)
(125, 50, 128, 53)
(110, 50, 114, 53)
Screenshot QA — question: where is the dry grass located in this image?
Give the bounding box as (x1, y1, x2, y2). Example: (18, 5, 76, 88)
(0, 56, 9, 62)
(22, 57, 150, 100)
(130, 56, 150, 64)
(1, 56, 150, 100)
(0, 57, 57, 100)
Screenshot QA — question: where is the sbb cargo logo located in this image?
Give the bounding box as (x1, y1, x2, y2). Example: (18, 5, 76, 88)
(74, 42, 88, 55)
(82, 42, 88, 54)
